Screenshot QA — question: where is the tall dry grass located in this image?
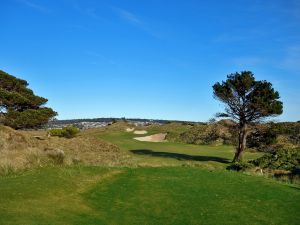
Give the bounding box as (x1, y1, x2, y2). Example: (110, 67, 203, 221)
(0, 126, 132, 176)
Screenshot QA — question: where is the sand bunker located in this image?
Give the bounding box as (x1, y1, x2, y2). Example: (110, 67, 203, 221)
(134, 130, 148, 135)
(126, 128, 135, 132)
(134, 133, 167, 142)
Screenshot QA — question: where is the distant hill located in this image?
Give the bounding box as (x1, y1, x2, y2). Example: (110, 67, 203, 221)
(47, 118, 205, 129)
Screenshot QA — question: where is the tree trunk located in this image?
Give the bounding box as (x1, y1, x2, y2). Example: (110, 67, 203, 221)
(0, 112, 5, 124)
(233, 123, 248, 162)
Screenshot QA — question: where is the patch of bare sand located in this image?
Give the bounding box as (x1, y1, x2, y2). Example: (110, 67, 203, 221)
(126, 128, 135, 132)
(133, 130, 148, 135)
(134, 133, 167, 142)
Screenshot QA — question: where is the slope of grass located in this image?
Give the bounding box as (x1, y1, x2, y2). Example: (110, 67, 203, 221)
(0, 166, 120, 225)
(94, 126, 261, 168)
(0, 166, 299, 225)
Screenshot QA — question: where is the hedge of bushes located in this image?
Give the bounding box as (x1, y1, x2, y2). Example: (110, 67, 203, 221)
(227, 148, 300, 174)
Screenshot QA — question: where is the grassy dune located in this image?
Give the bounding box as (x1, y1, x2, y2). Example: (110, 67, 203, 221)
(0, 125, 128, 175)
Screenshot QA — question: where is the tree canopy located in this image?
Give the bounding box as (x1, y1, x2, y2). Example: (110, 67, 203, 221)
(0, 70, 57, 129)
(213, 71, 283, 161)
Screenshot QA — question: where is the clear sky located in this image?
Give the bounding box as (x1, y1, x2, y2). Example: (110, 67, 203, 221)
(1, 0, 299, 121)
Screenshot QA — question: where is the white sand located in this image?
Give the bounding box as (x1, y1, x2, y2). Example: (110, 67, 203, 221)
(134, 133, 167, 142)
(126, 128, 135, 132)
(133, 130, 148, 135)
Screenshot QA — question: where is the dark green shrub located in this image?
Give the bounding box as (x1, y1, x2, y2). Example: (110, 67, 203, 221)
(179, 123, 234, 145)
(48, 128, 64, 137)
(62, 126, 80, 138)
(247, 126, 277, 150)
(227, 161, 255, 171)
(247, 122, 300, 152)
(292, 166, 300, 175)
(49, 126, 80, 138)
(251, 148, 300, 171)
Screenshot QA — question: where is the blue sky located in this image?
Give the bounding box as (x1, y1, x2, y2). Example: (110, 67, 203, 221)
(1, 0, 300, 121)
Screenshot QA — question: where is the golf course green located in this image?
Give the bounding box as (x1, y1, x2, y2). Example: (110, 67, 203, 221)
(0, 127, 299, 225)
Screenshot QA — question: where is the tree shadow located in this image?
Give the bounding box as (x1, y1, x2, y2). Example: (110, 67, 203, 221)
(288, 186, 300, 191)
(130, 149, 230, 164)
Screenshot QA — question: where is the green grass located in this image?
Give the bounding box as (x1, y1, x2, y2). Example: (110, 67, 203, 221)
(95, 127, 261, 168)
(1, 126, 298, 224)
(0, 166, 299, 225)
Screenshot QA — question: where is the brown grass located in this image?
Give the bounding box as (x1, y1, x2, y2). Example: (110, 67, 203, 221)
(0, 125, 132, 175)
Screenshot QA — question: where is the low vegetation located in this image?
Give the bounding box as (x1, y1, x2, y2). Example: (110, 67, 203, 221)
(248, 122, 300, 152)
(0, 125, 129, 176)
(177, 120, 235, 145)
(252, 148, 300, 171)
(48, 125, 80, 138)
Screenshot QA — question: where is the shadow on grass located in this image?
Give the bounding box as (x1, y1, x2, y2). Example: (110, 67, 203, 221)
(130, 149, 230, 164)
(288, 186, 300, 191)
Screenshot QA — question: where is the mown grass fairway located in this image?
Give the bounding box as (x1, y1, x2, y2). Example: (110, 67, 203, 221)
(94, 126, 261, 168)
(0, 166, 299, 225)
